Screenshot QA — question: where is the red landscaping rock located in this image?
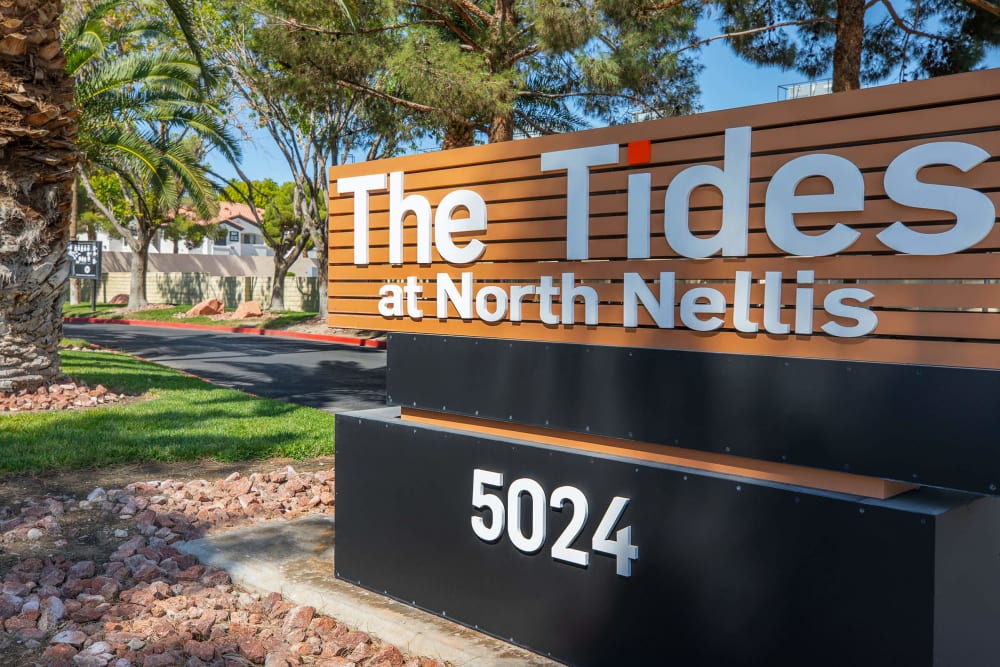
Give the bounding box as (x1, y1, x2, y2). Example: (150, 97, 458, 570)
(108, 293, 129, 305)
(369, 645, 405, 667)
(282, 605, 316, 633)
(185, 298, 224, 317)
(0, 466, 445, 667)
(0, 379, 126, 413)
(235, 300, 264, 318)
(51, 629, 87, 646)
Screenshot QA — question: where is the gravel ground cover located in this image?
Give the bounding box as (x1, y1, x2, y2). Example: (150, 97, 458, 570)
(0, 464, 446, 667)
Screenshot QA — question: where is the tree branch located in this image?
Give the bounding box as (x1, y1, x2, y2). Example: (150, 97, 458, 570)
(262, 11, 444, 36)
(76, 166, 125, 239)
(960, 0, 1000, 17)
(406, 2, 485, 52)
(502, 44, 540, 68)
(676, 17, 836, 53)
(880, 0, 959, 41)
(329, 76, 441, 115)
(451, 0, 493, 25)
(638, 0, 688, 12)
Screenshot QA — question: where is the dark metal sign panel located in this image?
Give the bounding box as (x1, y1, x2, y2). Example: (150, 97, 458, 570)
(336, 409, 1000, 667)
(68, 240, 102, 280)
(386, 334, 1000, 495)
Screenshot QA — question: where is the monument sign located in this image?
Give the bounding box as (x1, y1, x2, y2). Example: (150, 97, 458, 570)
(329, 69, 1000, 666)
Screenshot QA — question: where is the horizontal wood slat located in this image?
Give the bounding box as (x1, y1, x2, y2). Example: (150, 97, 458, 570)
(331, 254, 1000, 280)
(326, 70, 995, 181)
(330, 221, 1000, 264)
(331, 193, 1000, 248)
(329, 158, 1000, 219)
(400, 408, 918, 499)
(329, 312, 1000, 370)
(328, 70, 1000, 369)
(330, 299, 1000, 340)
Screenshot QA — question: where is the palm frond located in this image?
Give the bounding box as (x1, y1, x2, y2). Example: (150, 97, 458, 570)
(75, 51, 202, 108)
(158, 140, 215, 218)
(143, 106, 243, 163)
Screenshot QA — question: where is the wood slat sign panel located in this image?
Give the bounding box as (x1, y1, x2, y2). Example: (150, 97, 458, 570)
(328, 70, 1000, 370)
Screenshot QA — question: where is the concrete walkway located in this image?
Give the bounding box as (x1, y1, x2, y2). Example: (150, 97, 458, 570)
(178, 516, 563, 667)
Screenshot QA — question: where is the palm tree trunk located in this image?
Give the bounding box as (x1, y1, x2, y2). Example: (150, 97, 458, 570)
(69, 179, 81, 304)
(489, 112, 514, 143)
(0, 0, 79, 392)
(442, 121, 476, 149)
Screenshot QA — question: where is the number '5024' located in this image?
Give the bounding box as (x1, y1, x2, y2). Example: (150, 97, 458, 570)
(470, 468, 638, 576)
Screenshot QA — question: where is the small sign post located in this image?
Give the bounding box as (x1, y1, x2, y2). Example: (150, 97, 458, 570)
(68, 240, 102, 314)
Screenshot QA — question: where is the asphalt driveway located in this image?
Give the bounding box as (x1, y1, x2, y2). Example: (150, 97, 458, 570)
(64, 323, 387, 413)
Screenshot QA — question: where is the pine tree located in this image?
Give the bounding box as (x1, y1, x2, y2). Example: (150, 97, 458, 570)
(709, 0, 999, 92)
(254, 0, 704, 147)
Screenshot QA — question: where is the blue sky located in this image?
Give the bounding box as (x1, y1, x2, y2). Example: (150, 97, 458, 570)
(210, 19, 998, 185)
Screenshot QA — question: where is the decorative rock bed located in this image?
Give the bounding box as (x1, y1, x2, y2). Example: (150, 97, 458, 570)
(0, 381, 125, 413)
(0, 468, 447, 667)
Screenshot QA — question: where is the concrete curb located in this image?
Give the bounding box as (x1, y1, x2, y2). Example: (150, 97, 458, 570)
(63, 317, 386, 349)
(178, 517, 561, 667)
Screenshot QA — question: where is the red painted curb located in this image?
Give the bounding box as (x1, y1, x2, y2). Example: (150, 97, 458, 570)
(63, 317, 386, 349)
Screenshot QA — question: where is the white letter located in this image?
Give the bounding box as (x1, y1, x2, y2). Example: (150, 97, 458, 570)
(795, 271, 815, 335)
(561, 273, 598, 325)
(436, 272, 473, 320)
(388, 171, 433, 265)
(510, 284, 537, 322)
(337, 173, 386, 265)
(538, 275, 560, 325)
(627, 173, 651, 259)
(377, 284, 403, 317)
(877, 142, 994, 255)
(476, 286, 508, 323)
(664, 127, 751, 258)
(732, 270, 758, 333)
(822, 288, 877, 338)
(763, 271, 790, 334)
(623, 272, 674, 328)
(540, 144, 619, 260)
(404, 275, 423, 319)
(435, 189, 488, 265)
(679, 287, 726, 332)
(765, 154, 863, 256)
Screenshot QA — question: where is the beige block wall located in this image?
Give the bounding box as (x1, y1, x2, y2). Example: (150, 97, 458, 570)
(84, 273, 319, 312)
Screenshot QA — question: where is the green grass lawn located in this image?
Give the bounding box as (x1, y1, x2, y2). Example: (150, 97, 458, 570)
(0, 350, 335, 472)
(63, 303, 318, 329)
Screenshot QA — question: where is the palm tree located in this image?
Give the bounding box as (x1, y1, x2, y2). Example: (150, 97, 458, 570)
(69, 0, 239, 308)
(0, 1, 80, 392)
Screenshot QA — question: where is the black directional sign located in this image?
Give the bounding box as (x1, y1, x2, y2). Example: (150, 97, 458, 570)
(68, 241, 102, 280)
(67, 241, 101, 280)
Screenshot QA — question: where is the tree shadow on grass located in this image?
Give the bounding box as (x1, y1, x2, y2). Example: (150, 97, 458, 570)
(61, 351, 215, 395)
(0, 394, 334, 473)
(60, 336, 388, 413)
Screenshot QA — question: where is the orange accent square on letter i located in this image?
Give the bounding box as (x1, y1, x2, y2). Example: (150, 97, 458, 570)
(627, 140, 651, 165)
